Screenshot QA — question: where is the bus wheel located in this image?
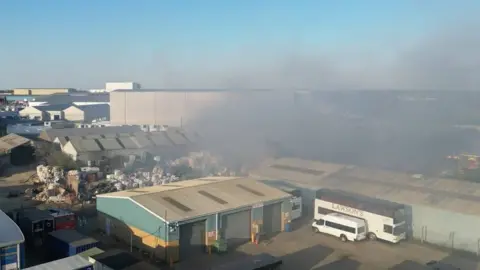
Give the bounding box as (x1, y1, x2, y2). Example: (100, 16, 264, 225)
(340, 234, 347, 242)
(367, 233, 377, 241)
(313, 227, 319, 233)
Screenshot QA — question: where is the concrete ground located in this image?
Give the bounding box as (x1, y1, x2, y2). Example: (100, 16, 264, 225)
(174, 220, 480, 270)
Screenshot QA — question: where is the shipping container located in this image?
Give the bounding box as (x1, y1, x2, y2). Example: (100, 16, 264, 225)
(47, 208, 76, 230)
(47, 229, 99, 259)
(18, 209, 54, 245)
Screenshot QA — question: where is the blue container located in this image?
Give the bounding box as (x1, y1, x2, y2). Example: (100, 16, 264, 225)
(284, 222, 291, 232)
(47, 230, 99, 259)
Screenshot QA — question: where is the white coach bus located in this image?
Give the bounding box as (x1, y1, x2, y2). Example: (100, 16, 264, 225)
(314, 189, 406, 243)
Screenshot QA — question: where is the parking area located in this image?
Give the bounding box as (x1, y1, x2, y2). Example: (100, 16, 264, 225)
(174, 220, 480, 270)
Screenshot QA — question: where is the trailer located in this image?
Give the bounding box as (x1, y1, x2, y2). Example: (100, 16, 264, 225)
(315, 189, 406, 243)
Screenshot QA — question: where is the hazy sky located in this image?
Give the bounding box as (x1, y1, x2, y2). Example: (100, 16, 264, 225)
(1, 0, 479, 89)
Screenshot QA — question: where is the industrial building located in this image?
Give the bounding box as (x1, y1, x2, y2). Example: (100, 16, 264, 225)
(109, 89, 297, 126)
(61, 131, 188, 163)
(96, 177, 292, 262)
(63, 104, 110, 123)
(252, 157, 480, 254)
(39, 126, 141, 142)
(0, 209, 25, 269)
(13, 88, 76, 96)
(19, 104, 72, 121)
(28, 93, 109, 107)
(105, 82, 141, 92)
(0, 133, 35, 165)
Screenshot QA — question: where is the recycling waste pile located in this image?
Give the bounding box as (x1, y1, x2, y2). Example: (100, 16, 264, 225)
(25, 152, 240, 203)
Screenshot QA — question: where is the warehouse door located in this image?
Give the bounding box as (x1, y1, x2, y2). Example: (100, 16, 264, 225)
(263, 203, 282, 234)
(221, 210, 251, 247)
(179, 220, 206, 260)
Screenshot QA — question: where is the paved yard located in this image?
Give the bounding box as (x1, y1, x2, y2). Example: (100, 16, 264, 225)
(175, 221, 480, 270)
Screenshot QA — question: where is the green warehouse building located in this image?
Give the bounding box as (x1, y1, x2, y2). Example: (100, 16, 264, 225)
(96, 177, 292, 262)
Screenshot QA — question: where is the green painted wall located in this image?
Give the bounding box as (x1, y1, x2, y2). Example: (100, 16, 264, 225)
(97, 197, 167, 240)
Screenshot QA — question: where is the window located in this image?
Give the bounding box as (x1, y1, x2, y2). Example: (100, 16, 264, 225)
(325, 221, 355, 233)
(393, 223, 405, 236)
(316, 219, 325, 225)
(383, 225, 393, 234)
(357, 226, 365, 234)
(292, 203, 301, 211)
(317, 207, 332, 215)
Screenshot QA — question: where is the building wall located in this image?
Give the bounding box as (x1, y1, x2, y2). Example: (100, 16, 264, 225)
(13, 88, 73, 96)
(0, 243, 24, 269)
(110, 91, 231, 126)
(45, 110, 64, 121)
(105, 82, 141, 92)
(409, 203, 480, 254)
(19, 107, 46, 120)
(63, 107, 85, 122)
(96, 197, 177, 261)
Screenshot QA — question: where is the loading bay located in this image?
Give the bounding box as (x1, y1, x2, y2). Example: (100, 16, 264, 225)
(173, 218, 480, 270)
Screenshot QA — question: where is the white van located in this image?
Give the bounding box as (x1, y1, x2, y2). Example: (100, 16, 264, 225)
(311, 213, 367, 242)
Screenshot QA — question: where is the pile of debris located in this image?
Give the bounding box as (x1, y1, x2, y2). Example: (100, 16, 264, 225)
(166, 151, 236, 177)
(36, 165, 65, 184)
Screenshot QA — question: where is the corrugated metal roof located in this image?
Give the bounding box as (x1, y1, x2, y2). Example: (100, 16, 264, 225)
(148, 133, 172, 146)
(23, 254, 93, 270)
(252, 158, 480, 216)
(34, 104, 72, 111)
(131, 135, 154, 148)
(0, 133, 31, 152)
(164, 129, 188, 145)
(32, 93, 109, 104)
(40, 126, 141, 141)
(117, 137, 140, 149)
(0, 209, 24, 247)
(96, 138, 123, 150)
(49, 229, 98, 248)
(98, 177, 291, 222)
(69, 138, 102, 152)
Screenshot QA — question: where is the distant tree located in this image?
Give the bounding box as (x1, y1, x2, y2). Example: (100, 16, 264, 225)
(46, 151, 79, 170)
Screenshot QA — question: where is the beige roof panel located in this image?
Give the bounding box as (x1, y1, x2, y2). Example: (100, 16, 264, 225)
(98, 177, 291, 222)
(252, 157, 480, 216)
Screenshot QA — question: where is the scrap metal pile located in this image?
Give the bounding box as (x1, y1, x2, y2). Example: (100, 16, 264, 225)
(28, 152, 239, 201)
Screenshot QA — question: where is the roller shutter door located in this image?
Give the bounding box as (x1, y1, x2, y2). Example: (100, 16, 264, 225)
(221, 210, 251, 247)
(263, 203, 282, 234)
(179, 220, 206, 260)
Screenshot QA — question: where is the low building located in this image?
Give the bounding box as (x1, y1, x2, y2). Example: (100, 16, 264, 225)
(0, 209, 25, 269)
(96, 177, 292, 263)
(39, 126, 141, 142)
(19, 104, 71, 121)
(252, 157, 480, 254)
(0, 133, 35, 165)
(61, 131, 187, 163)
(13, 88, 76, 96)
(63, 104, 110, 123)
(28, 93, 109, 107)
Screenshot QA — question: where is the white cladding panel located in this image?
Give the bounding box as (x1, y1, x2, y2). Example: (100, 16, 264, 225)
(409, 203, 480, 254)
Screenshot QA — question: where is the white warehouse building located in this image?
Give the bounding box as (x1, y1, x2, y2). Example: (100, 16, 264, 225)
(105, 82, 141, 92)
